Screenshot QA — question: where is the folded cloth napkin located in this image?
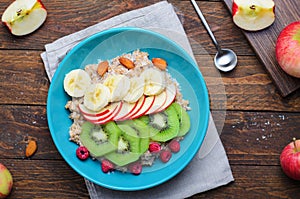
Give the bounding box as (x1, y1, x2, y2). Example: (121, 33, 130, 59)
(41, 1, 234, 198)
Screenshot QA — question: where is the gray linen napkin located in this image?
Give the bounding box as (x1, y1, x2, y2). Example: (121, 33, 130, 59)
(41, 1, 234, 198)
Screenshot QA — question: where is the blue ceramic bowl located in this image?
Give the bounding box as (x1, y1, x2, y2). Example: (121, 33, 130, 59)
(47, 27, 209, 191)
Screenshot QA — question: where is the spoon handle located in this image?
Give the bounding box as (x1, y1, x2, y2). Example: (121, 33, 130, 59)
(190, 0, 222, 53)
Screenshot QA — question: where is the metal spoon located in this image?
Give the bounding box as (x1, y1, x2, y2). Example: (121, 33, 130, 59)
(191, 0, 237, 72)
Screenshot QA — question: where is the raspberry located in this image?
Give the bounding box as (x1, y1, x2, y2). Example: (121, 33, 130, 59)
(160, 150, 172, 163)
(129, 162, 142, 175)
(76, 146, 89, 160)
(168, 140, 180, 153)
(149, 142, 161, 153)
(101, 159, 114, 173)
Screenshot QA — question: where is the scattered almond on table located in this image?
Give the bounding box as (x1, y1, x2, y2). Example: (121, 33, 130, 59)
(25, 140, 38, 158)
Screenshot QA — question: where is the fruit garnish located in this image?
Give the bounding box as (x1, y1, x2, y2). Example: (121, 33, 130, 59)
(168, 139, 180, 153)
(129, 162, 142, 175)
(119, 57, 135, 69)
(76, 146, 89, 160)
(149, 142, 161, 153)
(160, 150, 172, 163)
(97, 61, 109, 76)
(101, 159, 115, 173)
(152, 58, 168, 70)
(64, 69, 91, 98)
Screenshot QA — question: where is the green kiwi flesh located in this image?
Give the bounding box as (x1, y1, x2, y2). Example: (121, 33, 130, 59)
(79, 122, 117, 157)
(149, 104, 180, 142)
(105, 122, 141, 166)
(171, 102, 191, 136)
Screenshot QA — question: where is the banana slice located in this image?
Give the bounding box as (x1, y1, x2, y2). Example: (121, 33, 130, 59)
(83, 83, 110, 111)
(103, 74, 130, 102)
(63, 69, 91, 97)
(141, 68, 166, 96)
(123, 76, 145, 103)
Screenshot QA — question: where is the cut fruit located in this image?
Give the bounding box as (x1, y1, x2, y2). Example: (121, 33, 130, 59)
(116, 119, 150, 154)
(83, 83, 110, 112)
(103, 74, 130, 102)
(82, 102, 123, 125)
(149, 105, 180, 142)
(129, 96, 156, 120)
(121, 95, 146, 120)
(1, 0, 47, 36)
(153, 83, 176, 113)
(141, 68, 166, 96)
(105, 123, 141, 167)
(79, 122, 118, 157)
(123, 76, 145, 103)
(145, 90, 167, 115)
(113, 102, 138, 121)
(63, 69, 91, 98)
(232, 0, 275, 31)
(78, 103, 110, 118)
(171, 102, 191, 137)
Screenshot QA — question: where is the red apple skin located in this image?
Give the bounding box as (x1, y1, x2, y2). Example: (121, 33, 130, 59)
(276, 21, 300, 78)
(280, 139, 300, 180)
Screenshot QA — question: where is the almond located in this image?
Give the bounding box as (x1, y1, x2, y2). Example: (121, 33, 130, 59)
(152, 58, 167, 70)
(26, 140, 37, 158)
(97, 60, 109, 76)
(119, 57, 135, 69)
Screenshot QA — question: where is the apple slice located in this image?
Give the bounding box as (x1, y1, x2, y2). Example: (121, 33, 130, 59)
(232, 0, 275, 31)
(130, 96, 156, 120)
(145, 90, 167, 115)
(81, 102, 121, 124)
(78, 104, 110, 118)
(121, 95, 146, 120)
(2, 0, 47, 36)
(113, 101, 138, 121)
(153, 83, 176, 113)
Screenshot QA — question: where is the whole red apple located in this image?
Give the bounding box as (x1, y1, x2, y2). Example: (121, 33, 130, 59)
(276, 21, 300, 78)
(280, 138, 300, 180)
(0, 163, 13, 198)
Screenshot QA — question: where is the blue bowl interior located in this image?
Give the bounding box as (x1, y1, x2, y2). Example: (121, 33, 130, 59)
(47, 27, 209, 191)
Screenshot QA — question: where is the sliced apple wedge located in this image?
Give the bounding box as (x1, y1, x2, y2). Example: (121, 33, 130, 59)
(121, 95, 146, 120)
(145, 90, 167, 115)
(2, 0, 47, 36)
(81, 102, 122, 124)
(130, 96, 156, 120)
(232, 0, 275, 31)
(78, 104, 110, 118)
(153, 83, 176, 113)
(113, 101, 138, 121)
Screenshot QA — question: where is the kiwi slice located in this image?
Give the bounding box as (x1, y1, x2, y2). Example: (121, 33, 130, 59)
(149, 105, 180, 142)
(79, 122, 118, 157)
(171, 102, 191, 137)
(117, 119, 150, 154)
(105, 122, 141, 167)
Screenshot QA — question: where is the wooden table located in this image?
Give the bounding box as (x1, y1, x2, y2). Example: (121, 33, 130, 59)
(1, 0, 299, 198)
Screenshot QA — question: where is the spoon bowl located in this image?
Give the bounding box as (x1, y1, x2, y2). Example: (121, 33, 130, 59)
(214, 49, 237, 72)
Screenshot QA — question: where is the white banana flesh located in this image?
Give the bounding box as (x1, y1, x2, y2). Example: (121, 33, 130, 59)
(103, 74, 130, 102)
(63, 69, 91, 97)
(141, 68, 166, 96)
(83, 83, 110, 112)
(123, 76, 145, 103)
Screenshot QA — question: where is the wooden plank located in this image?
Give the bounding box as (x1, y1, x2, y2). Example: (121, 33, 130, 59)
(0, 159, 89, 199)
(222, 0, 300, 96)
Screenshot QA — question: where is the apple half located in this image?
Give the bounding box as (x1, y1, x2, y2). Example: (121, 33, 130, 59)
(232, 0, 275, 31)
(1, 0, 47, 36)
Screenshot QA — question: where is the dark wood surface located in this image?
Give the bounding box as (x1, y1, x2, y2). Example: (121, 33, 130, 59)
(0, 0, 299, 198)
(223, 0, 300, 97)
